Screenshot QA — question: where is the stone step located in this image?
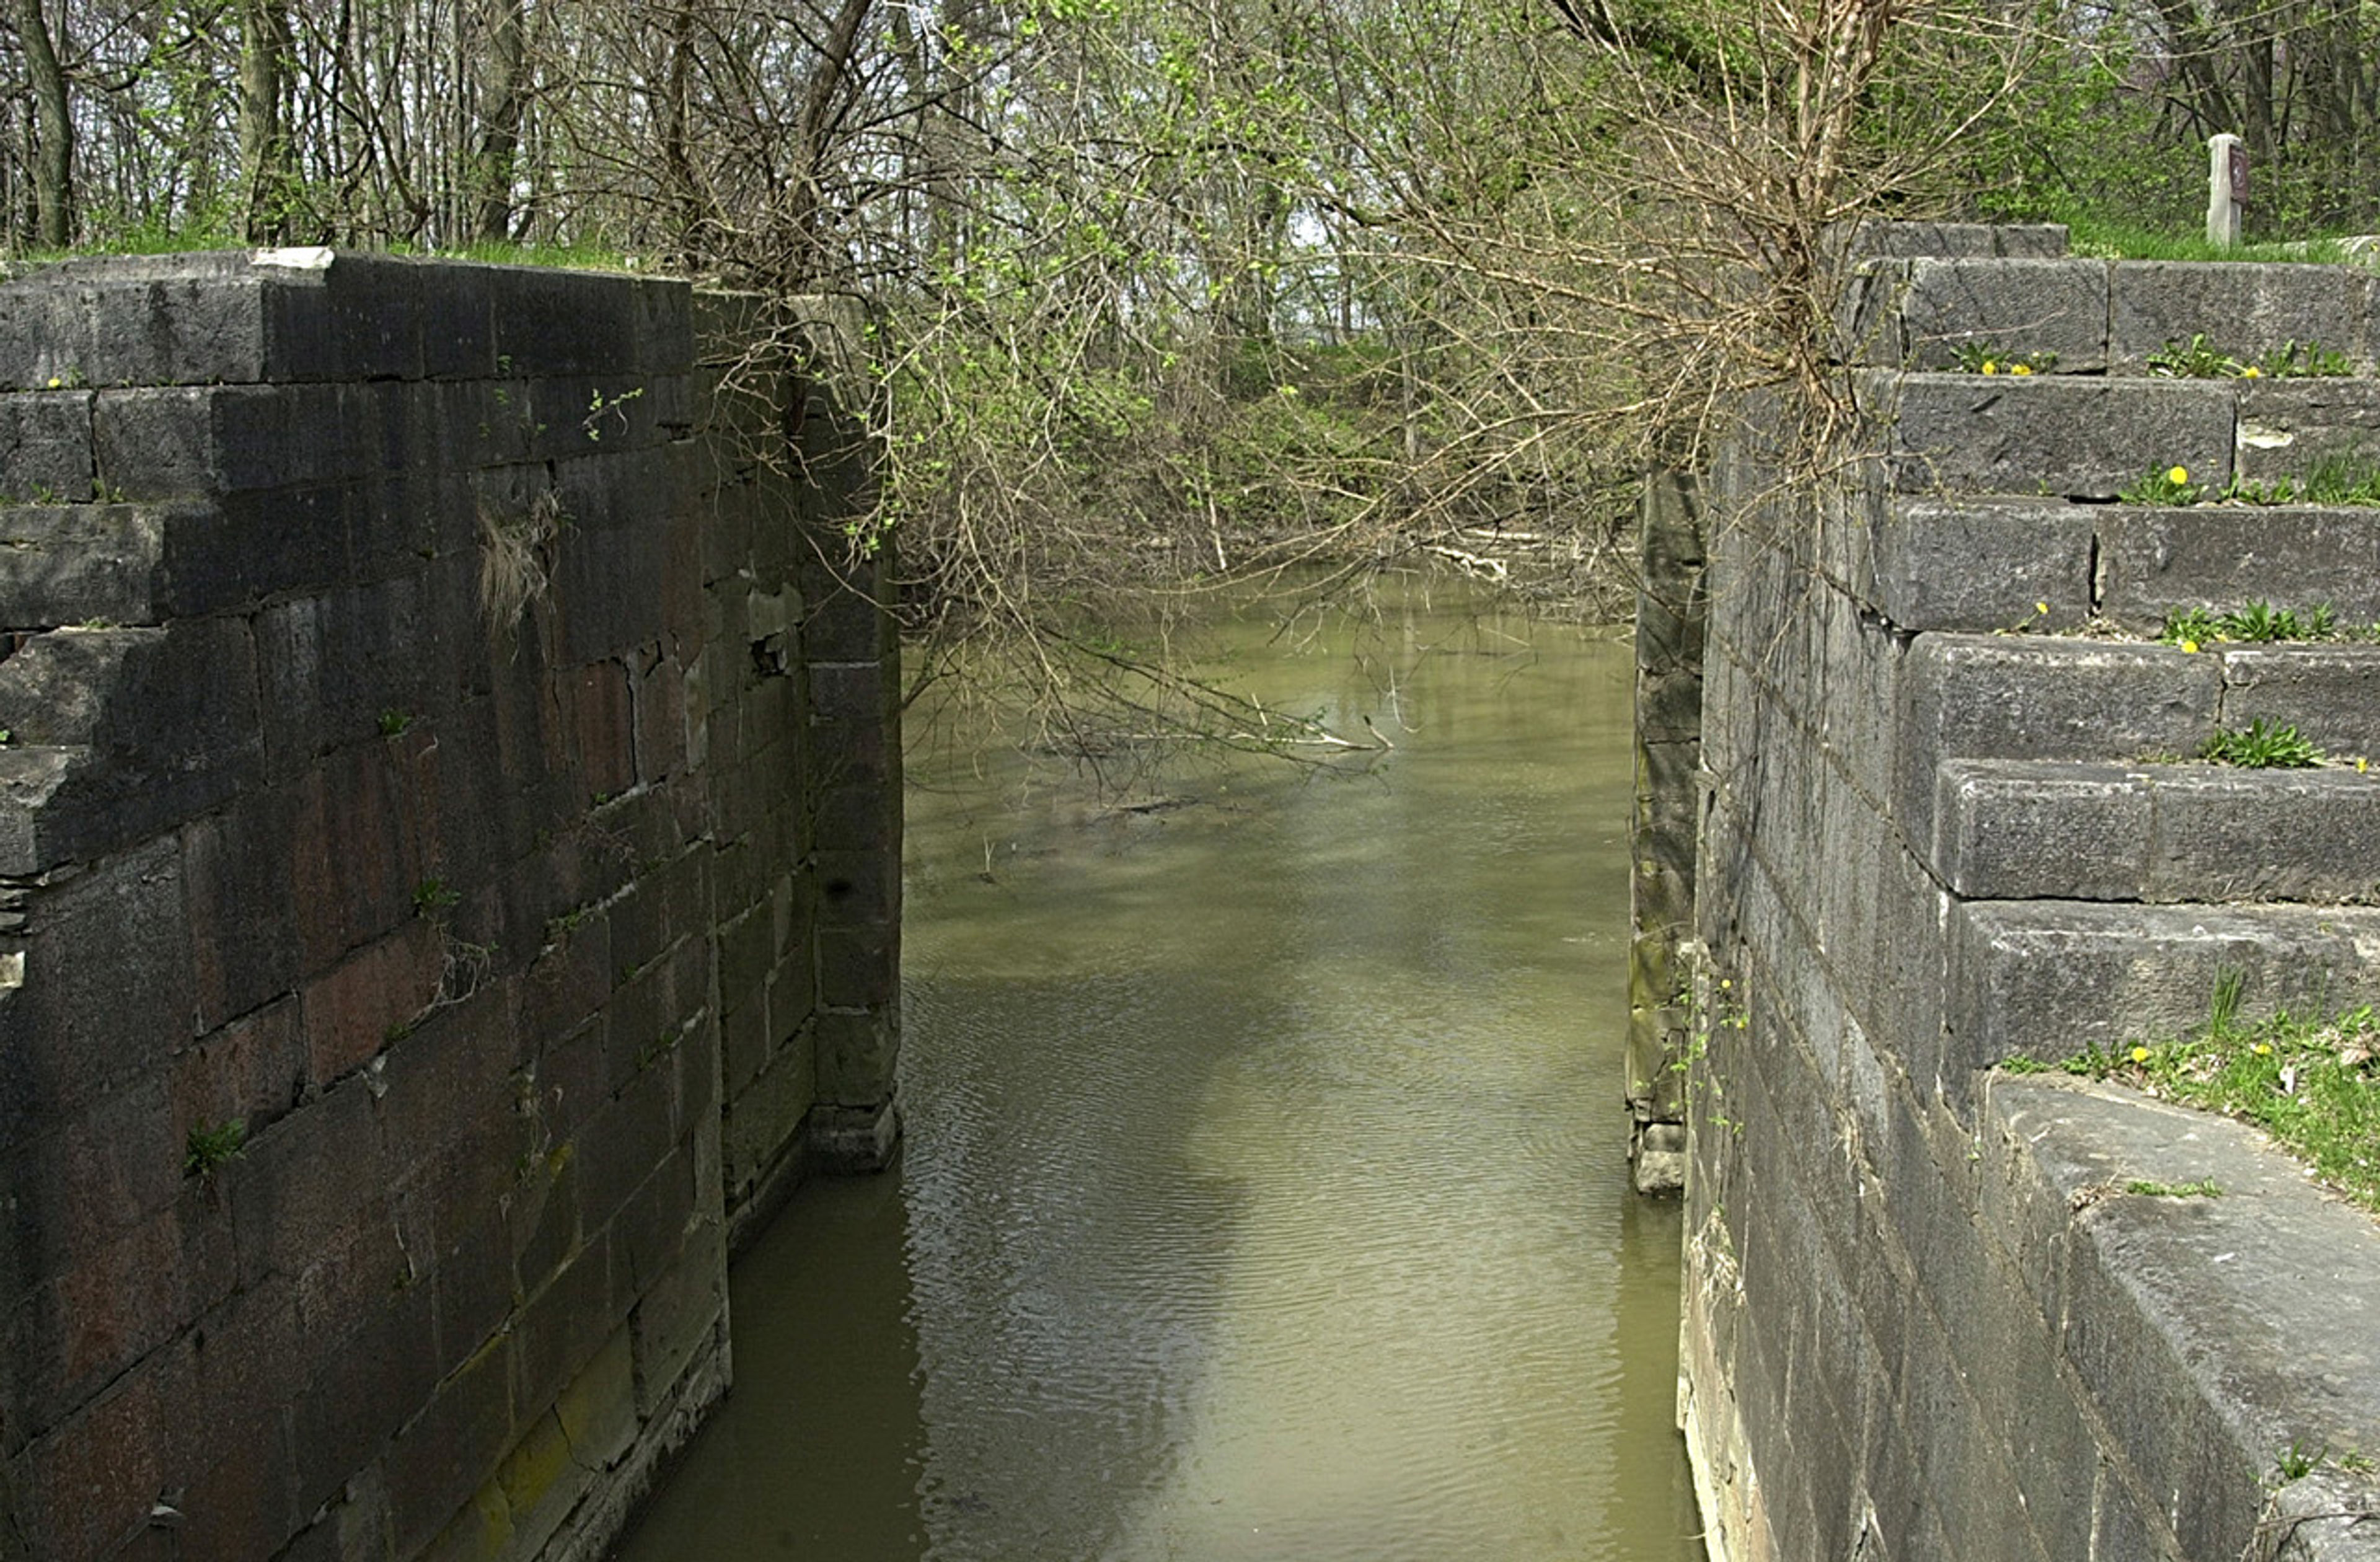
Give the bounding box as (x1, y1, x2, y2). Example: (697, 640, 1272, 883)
(1852, 255, 2380, 374)
(1869, 371, 2238, 498)
(1945, 898, 2380, 1072)
(1857, 495, 2380, 635)
(0, 626, 260, 871)
(0, 744, 92, 875)
(0, 627, 164, 747)
(0, 501, 183, 629)
(1867, 370, 2380, 500)
(1897, 633, 2380, 844)
(1982, 1074, 2380, 1562)
(1931, 756, 2380, 903)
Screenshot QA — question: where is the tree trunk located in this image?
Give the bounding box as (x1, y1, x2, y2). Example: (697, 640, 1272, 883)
(473, 0, 531, 241)
(14, 0, 73, 248)
(239, 0, 294, 241)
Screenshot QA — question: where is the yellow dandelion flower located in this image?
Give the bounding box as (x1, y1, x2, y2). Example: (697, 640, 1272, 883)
(2012, 363, 2034, 376)
(2180, 639, 2200, 654)
(2252, 1042, 2273, 1056)
(2035, 601, 2050, 616)
(2242, 366, 2260, 377)
(2167, 466, 2190, 486)
(2130, 1046, 2151, 1064)
(45, 376, 61, 390)
(1981, 361, 1998, 375)
(2360, 757, 2371, 774)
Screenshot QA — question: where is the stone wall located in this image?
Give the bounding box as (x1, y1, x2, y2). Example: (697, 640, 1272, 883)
(0, 251, 900, 1562)
(1626, 469, 1703, 1194)
(1677, 226, 2380, 1560)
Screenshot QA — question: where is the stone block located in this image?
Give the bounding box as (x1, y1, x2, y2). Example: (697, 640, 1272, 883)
(2261, 1472, 2380, 1561)
(1844, 221, 2067, 262)
(2236, 379, 2380, 482)
(1835, 260, 1906, 366)
(724, 1042, 815, 1204)
(287, 1284, 440, 1520)
(1946, 900, 2380, 1071)
(2221, 644, 2380, 757)
(1870, 497, 2096, 632)
(573, 1061, 677, 1234)
(286, 746, 437, 973)
(20, 1338, 193, 1560)
(0, 745, 87, 876)
(814, 1005, 894, 1114)
(182, 789, 305, 1031)
(229, 1080, 387, 1291)
(1898, 257, 2110, 373)
(0, 501, 175, 627)
(552, 514, 668, 671)
(92, 385, 327, 498)
(488, 269, 682, 379)
(806, 1098, 901, 1174)
(609, 1149, 695, 1302)
(0, 255, 270, 387)
(2144, 764, 2380, 902)
(1998, 1075, 2380, 1561)
(814, 848, 894, 928)
(628, 1217, 725, 1419)
(2097, 505, 2380, 632)
(2109, 261, 2368, 374)
(0, 624, 263, 793)
(817, 924, 895, 1010)
(170, 997, 310, 1152)
(1871, 371, 2236, 500)
(1930, 760, 2154, 900)
(370, 996, 524, 1224)
(382, 1331, 518, 1560)
(0, 390, 94, 503)
(489, 1410, 592, 1562)
(512, 1229, 616, 1431)
(1895, 635, 2222, 848)
(2, 1172, 229, 1436)
(556, 1323, 640, 1475)
(0, 836, 195, 1131)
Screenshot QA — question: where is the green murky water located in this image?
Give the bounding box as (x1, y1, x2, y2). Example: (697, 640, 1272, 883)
(614, 585, 1705, 1561)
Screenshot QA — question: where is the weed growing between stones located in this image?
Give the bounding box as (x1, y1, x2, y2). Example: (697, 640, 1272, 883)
(2120, 456, 2380, 508)
(2197, 719, 2323, 768)
(2144, 333, 2355, 380)
(2160, 602, 2355, 646)
(2062, 983, 2380, 1213)
(2122, 1176, 2223, 1198)
(2224, 457, 2380, 508)
(2118, 464, 2204, 505)
(183, 1119, 247, 1179)
(1950, 342, 2056, 375)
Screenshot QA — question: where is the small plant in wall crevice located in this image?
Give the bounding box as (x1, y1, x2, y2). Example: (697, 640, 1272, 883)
(184, 1119, 247, 1179)
(2197, 719, 2322, 769)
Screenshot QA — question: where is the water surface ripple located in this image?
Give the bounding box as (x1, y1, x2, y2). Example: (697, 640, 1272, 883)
(614, 591, 1705, 1562)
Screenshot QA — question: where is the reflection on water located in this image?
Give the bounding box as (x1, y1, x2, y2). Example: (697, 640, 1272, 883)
(614, 586, 1705, 1561)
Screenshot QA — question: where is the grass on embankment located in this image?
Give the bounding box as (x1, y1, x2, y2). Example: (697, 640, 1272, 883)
(2022, 977, 2380, 1214)
(4, 229, 645, 273)
(2060, 216, 2361, 265)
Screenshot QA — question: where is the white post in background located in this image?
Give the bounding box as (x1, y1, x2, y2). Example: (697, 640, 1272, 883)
(2208, 133, 2247, 247)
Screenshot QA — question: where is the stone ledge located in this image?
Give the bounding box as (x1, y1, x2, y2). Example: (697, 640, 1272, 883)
(1867, 370, 2237, 500)
(2099, 506, 2380, 631)
(1947, 901, 2380, 1074)
(1986, 1074, 2380, 1560)
(2109, 260, 2375, 377)
(1933, 758, 2380, 902)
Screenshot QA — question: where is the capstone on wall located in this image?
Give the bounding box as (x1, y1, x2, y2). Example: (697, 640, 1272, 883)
(0, 250, 899, 1562)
